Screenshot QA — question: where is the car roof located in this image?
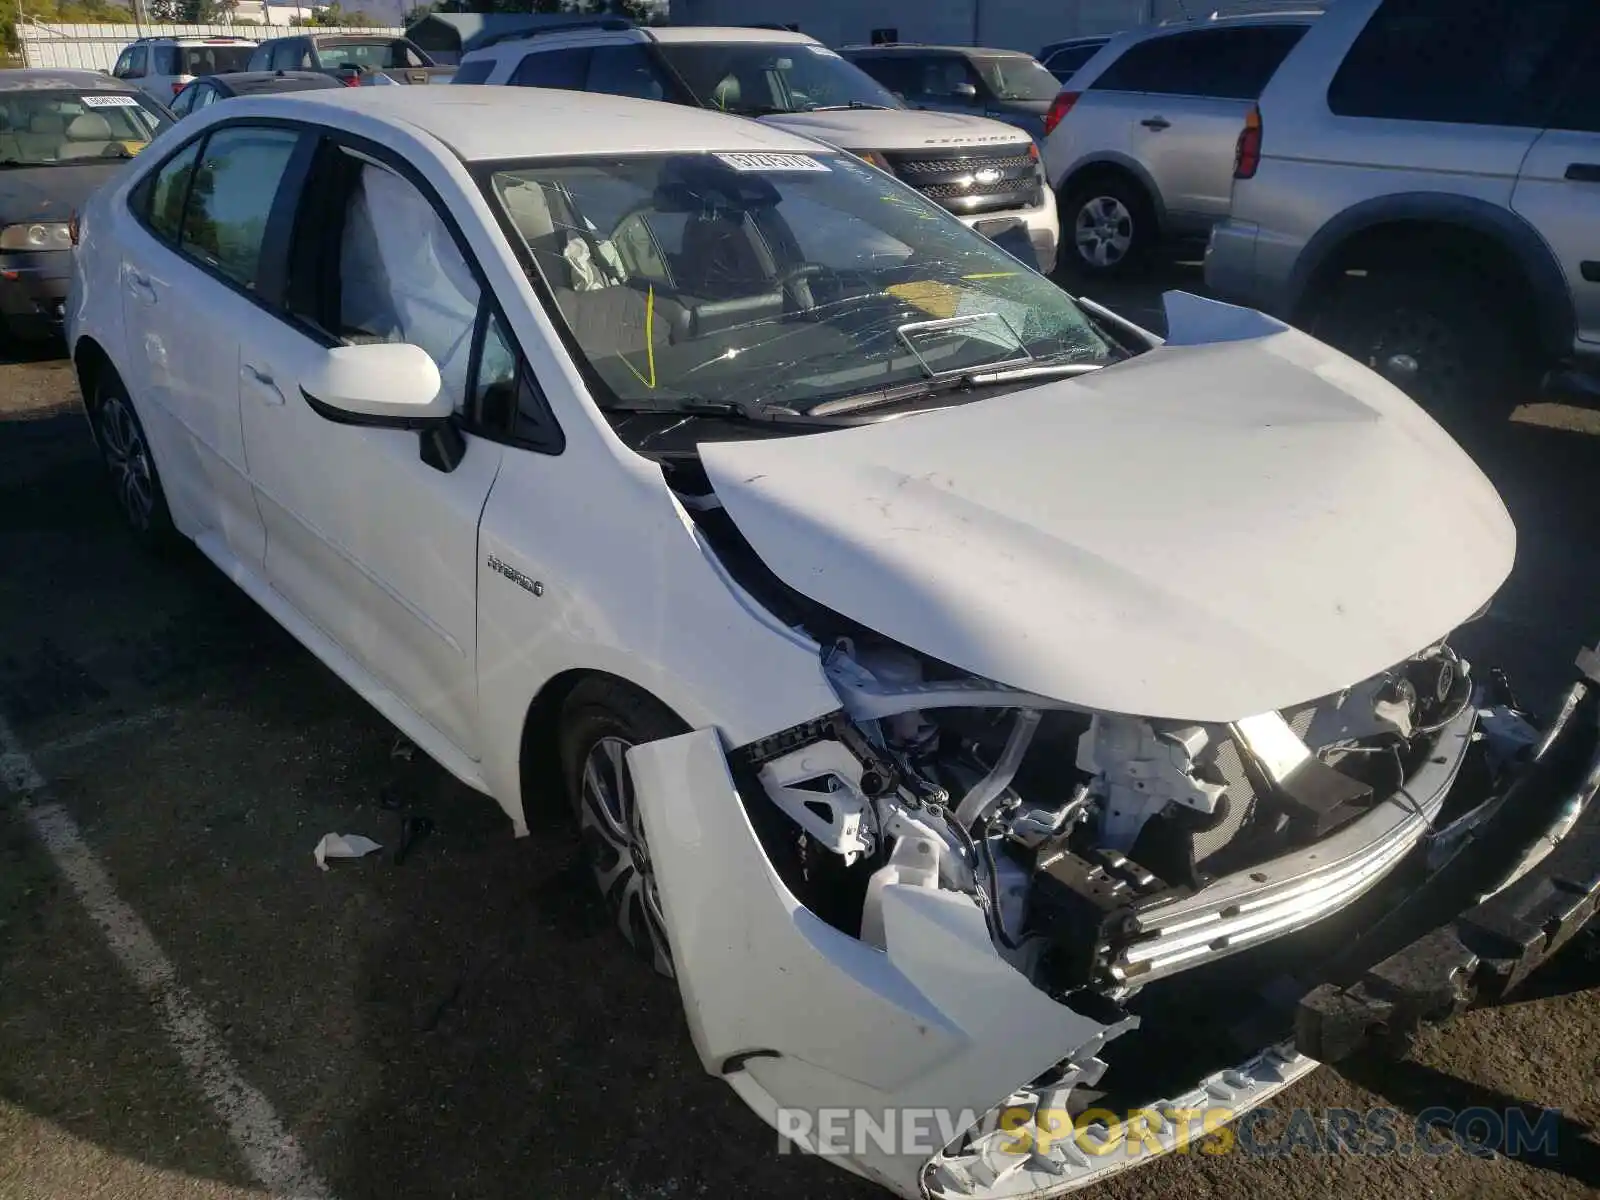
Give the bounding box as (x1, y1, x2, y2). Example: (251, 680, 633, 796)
(229, 85, 831, 161)
(1145, 11, 1322, 33)
(646, 26, 818, 45)
(215, 71, 343, 95)
(842, 44, 1035, 57)
(0, 68, 145, 92)
(133, 35, 256, 44)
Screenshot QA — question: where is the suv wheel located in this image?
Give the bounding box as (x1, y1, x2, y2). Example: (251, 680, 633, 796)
(1060, 174, 1152, 278)
(558, 678, 687, 979)
(1311, 269, 1529, 424)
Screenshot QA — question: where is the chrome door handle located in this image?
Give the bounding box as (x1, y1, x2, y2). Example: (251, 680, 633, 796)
(1140, 116, 1171, 130)
(241, 362, 285, 404)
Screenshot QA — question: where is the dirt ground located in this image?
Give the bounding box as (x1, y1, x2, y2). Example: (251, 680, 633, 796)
(0, 264, 1596, 1200)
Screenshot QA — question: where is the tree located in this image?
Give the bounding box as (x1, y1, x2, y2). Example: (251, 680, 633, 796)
(149, 0, 221, 21)
(402, 3, 435, 24)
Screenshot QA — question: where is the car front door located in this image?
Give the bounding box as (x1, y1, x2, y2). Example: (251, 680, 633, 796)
(115, 122, 304, 571)
(237, 137, 506, 759)
(1512, 26, 1600, 350)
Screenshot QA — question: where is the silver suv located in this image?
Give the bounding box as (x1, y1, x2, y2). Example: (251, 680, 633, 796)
(1041, 14, 1315, 277)
(1205, 0, 1600, 417)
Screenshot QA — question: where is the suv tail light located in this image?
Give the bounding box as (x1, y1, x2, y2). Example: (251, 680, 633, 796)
(171, 80, 185, 96)
(1043, 90, 1080, 137)
(1234, 106, 1263, 179)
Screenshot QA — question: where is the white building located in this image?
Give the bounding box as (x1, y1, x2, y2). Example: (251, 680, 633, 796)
(670, 0, 1318, 53)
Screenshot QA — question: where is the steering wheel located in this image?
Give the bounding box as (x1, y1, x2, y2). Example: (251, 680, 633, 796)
(777, 262, 834, 313)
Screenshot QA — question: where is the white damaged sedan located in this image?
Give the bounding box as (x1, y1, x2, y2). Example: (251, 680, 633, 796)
(67, 87, 1600, 1197)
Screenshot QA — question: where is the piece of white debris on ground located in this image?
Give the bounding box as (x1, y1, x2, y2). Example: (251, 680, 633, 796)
(314, 832, 382, 871)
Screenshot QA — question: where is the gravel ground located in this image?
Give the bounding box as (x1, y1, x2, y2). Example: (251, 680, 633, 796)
(0, 267, 1596, 1200)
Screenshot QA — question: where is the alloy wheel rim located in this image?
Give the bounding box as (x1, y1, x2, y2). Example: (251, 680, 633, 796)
(1074, 195, 1134, 267)
(579, 735, 674, 977)
(99, 396, 155, 531)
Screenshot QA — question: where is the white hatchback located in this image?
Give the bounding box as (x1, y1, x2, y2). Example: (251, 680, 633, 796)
(66, 86, 1600, 1199)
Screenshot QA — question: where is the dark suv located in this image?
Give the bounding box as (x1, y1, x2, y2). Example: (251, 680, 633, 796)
(840, 44, 1063, 140)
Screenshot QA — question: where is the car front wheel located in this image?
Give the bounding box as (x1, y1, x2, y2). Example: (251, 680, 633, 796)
(558, 678, 687, 979)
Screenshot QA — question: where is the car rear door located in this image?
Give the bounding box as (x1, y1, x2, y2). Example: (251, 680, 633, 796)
(115, 122, 306, 571)
(236, 135, 507, 759)
(1103, 26, 1307, 232)
(1512, 20, 1600, 351)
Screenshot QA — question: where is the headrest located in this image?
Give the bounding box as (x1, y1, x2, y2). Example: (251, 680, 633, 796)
(30, 112, 65, 135)
(66, 113, 112, 140)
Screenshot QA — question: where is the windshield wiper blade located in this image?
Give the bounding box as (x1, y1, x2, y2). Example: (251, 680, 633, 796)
(808, 360, 1104, 417)
(603, 401, 749, 418)
(807, 102, 892, 111)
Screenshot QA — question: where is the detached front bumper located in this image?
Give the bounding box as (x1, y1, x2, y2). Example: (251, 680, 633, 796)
(1296, 674, 1600, 1061)
(0, 249, 70, 339)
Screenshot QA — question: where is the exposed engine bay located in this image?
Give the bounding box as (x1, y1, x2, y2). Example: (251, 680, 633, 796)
(730, 629, 1489, 1000)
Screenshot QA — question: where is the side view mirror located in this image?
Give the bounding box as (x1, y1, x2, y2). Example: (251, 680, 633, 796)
(300, 341, 448, 427)
(952, 81, 978, 100)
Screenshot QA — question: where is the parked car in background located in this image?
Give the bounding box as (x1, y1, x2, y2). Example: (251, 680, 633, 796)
(1041, 13, 1315, 276)
(65, 81, 1600, 1200)
(1037, 35, 1111, 84)
(1205, 0, 1600, 420)
(839, 43, 1064, 141)
(245, 34, 448, 85)
(0, 69, 171, 342)
(111, 36, 258, 105)
(169, 69, 343, 119)
(456, 22, 1059, 273)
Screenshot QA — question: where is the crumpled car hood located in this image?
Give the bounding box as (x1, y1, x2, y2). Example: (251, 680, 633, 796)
(698, 296, 1516, 721)
(759, 108, 1034, 153)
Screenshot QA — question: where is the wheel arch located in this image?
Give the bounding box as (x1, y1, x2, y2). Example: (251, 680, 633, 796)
(1056, 154, 1167, 234)
(1288, 195, 1573, 361)
(72, 334, 116, 419)
(515, 666, 691, 828)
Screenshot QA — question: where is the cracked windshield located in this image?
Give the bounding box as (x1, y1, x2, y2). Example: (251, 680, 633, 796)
(0, 90, 169, 165)
(487, 151, 1113, 415)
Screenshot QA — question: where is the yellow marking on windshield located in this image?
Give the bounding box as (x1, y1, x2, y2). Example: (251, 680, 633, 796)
(886, 280, 960, 319)
(963, 271, 1018, 280)
(619, 284, 658, 390)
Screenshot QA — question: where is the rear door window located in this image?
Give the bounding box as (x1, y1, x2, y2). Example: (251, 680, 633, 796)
(1328, 0, 1594, 127)
(510, 48, 591, 90)
(1092, 26, 1304, 99)
(138, 140, 203, 243)
(152, 46, 178, 76)
(178, 126, 302, 290)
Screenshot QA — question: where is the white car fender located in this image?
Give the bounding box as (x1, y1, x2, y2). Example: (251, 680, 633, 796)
(627, 727, 1114, 1198)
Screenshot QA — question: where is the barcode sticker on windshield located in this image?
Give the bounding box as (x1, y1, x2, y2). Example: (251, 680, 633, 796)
(82, 94, 139, 107)
(714, 152, 831, 173)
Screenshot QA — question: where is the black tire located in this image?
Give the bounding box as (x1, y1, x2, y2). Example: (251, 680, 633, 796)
(1058, 173, 1155, 279)
(558, 678, 688, 979)
(91, 370, 177, 548)
(1309, 268, 1532, 427)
